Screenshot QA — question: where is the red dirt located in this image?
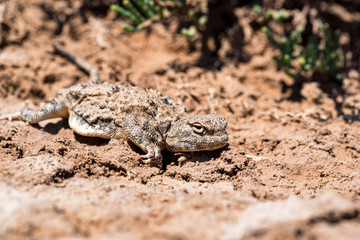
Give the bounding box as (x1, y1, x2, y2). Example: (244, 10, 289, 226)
(1, 1, 360, 239)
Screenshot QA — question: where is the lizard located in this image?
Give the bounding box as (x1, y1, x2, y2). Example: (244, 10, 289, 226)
(0, 46, 228, 163)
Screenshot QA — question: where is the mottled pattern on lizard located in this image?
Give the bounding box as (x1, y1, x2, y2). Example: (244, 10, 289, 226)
(0, 46, 228, 163)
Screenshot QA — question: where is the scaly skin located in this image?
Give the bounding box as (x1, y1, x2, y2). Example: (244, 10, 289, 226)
(0, 46, 228, 163)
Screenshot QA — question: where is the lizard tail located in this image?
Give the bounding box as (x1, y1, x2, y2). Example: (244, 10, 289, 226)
(53, 45, 102, 84)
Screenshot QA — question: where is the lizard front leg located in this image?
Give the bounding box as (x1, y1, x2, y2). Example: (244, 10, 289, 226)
(122, 113, 165, 164)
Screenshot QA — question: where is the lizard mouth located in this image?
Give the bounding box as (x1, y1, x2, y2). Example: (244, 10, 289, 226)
(165, 134, 229, 152)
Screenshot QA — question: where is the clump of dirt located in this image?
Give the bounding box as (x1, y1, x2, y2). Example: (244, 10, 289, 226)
(0, 0, 360, 239)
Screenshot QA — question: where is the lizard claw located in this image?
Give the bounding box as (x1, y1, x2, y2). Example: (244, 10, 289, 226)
(174, 153, 191, 166)
(141, 148, 162, 164)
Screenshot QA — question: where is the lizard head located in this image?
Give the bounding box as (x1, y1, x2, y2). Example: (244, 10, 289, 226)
(165, 114, 228, 152)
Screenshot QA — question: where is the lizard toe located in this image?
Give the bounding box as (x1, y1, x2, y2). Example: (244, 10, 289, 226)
(141, 148, 162, 164)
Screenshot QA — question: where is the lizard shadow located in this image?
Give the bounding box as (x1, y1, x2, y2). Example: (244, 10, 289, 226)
(74, 134, 110, 146)
(163, 147, 227, 170)
(33, 119, 110, 146)
(32, 118, 69, 135)
(184, 148, 225, 163)
(128, 141, 227, 170)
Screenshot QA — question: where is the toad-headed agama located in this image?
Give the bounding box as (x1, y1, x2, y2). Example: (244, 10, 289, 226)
(0, 46, 228, 163)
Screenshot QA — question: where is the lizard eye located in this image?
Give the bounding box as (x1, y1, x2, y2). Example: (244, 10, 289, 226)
(191, 122, 206, 135)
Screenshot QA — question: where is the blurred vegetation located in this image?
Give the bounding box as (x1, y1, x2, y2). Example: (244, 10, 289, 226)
(109, 0, 349, 80)
(255, 5, 343, 83)
(253, 4, 289, 22)
(110, 0, 207, 39)
(110, 0, 164, 32)
(262, 25, 342, 82)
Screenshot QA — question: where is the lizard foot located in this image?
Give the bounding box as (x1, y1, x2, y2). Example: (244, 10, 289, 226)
(140, 148, 162, 164)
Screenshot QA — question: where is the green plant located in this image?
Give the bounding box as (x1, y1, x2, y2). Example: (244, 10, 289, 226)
(110, 0, 165, 32)
(181, 25, 197, 39)
(253, 4, 289, 22)
(180, 7, 207, 39)
(110, 0, 207, 40)
(262, 25, 343, 82)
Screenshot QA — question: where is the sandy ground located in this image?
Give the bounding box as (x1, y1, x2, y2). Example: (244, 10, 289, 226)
(0, 0, 360, 239)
